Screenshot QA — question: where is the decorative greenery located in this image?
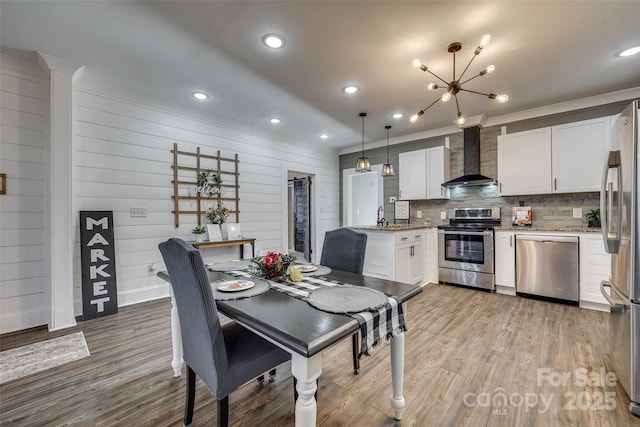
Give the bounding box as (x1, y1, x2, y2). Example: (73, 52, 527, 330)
(197, 170, 223, 197)
(192, 225, 206, 234)
(249, 251, 297, 280)
(585, 208, 601, 227)
(204, 201, 230, 224)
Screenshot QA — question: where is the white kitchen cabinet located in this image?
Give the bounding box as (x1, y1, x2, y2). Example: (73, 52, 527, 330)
(497, 127, 552, 195)
(579, 232, 611, 311)
(426, 146, 450, 200)
(552, 117, 610, 193)
(497, 117, 611, 196)
(361, 229, 424, 284)
(399, 149, 426, 200)
(494, 231, 516, 294)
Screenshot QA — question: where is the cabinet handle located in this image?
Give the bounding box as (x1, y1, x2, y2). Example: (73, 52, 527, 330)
(510, 236, 512, 247)
(554, 178, 557, 190)
(415, 235, 421, 239)
(499, 182, 502, 193)
(401, 237, 408, 241)
(441, 187, 443, 197)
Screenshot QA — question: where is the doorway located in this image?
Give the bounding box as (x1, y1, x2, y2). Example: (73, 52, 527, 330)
(288, 173, 312, 262)
(343, 164, 384, 226)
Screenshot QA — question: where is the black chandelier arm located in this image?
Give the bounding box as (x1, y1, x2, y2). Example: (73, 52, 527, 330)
(421, 67, 449, 85)
(419, 96, 442, 113)
(457, 52, 479, 83)
(460, 72, 484, 86)
(459, 88, 493, 98)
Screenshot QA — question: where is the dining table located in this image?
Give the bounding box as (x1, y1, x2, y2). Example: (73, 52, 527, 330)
(157, 263, 422, 427)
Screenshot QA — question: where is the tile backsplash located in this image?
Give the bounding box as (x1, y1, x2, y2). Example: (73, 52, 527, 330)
(407, 185, 599, 228)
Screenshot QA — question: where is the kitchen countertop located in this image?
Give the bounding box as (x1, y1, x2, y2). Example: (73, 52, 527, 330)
(352, 224, 434, 232)
(495, 226, 602, 233)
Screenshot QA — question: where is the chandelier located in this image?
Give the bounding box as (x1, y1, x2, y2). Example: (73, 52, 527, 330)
(382, 125, 395, 177)
(410, 34, 508, 126)
(355, 112, 371, 172)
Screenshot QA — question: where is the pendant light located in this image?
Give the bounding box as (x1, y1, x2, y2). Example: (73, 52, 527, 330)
(382, 125, 395, 177)
(355, 112, 371, 172)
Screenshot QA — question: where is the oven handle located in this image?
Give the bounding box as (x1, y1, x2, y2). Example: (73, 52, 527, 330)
(438, 229, 493, 236)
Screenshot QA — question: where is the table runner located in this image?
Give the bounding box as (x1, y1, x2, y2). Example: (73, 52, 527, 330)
(225, 270, 406, 357)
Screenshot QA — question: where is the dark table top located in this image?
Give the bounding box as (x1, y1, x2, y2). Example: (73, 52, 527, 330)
(158, 268, 422, 358)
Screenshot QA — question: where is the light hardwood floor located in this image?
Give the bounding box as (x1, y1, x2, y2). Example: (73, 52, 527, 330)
(1, 283, 639, 426)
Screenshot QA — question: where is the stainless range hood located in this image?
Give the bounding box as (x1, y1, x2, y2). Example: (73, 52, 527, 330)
(441, 126, 496, 188)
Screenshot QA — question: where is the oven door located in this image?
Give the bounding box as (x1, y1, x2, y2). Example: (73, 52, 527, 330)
(438, 229, 494, 274)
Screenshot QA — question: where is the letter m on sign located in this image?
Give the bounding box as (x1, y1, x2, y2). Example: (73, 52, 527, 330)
(80, 211, 118, 320)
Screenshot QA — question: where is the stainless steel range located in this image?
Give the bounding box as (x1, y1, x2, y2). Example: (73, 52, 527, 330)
(438, 207, 501, 291)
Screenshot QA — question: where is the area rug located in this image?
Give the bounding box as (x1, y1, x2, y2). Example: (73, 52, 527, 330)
(0, 331, 90, 384)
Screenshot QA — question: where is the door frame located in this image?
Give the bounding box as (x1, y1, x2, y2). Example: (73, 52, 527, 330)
(281, 165, 317, 263)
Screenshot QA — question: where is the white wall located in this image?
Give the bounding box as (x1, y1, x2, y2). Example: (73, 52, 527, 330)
(0, 53, 49, 332)
(0, 53, 340, 333)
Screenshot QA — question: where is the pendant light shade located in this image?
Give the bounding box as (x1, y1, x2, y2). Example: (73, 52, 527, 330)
(382, 125, 395, 177)
(355, 112, 371, 172)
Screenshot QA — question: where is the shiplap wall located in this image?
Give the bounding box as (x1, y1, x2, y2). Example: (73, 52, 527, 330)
(71, 78, 340, 312)
(1, 52, 339, 333)
(0, 53, 49, 333)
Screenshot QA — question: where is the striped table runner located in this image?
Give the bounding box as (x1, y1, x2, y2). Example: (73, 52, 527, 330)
(225, 270, 406, 356)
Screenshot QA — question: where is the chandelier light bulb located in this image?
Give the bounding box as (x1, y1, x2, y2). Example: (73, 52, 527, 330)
(479, 34, 491, 48)
(409, 114, 419, 123)
(486, 65, 495, 73)
(427, 83, 437, 90)
(496, 94, 509, 103)
(441, 92, 452, 102)
(412, 59, 423, 68)
(456, 113, 466, 126)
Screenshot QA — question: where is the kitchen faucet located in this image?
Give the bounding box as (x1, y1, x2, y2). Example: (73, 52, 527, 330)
(377, 206, 386, 226)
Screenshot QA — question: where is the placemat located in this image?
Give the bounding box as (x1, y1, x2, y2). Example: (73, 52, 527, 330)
(307, 285, 388, 313)
(210, 276, 270, 301)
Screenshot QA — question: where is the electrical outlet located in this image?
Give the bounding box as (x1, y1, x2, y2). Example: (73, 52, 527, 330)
(573, 208, 582, 218)
(130, 207, 147, 217)
(440, 211, 447, 220)
(416, 210, 422, 218)
(389, 196, 397, 203)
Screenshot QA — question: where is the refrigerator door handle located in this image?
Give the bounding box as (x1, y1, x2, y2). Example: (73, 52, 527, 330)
(600, 280, 629, 309)
(600, 150, 623, 254)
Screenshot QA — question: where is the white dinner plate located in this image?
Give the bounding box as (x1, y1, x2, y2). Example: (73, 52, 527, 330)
(216, 280, 255, 292)
(297, 264, 318, 273)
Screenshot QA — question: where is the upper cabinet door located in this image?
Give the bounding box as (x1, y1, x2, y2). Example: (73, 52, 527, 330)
(498, 127, 552, 196)
(398, 149, 426, 200)
(551, 117, 611, 193)
(426, 146, 450, 200)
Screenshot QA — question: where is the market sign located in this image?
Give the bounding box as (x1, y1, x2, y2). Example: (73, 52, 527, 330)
(80, 211, 118, 320)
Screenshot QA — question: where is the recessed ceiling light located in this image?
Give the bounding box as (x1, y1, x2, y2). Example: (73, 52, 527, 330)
(392, 112, 404, 119)
(619, 45, 640, 57)
(343, 85, 359, 94)
(192, 92, 209, 100)
(269, 118, 281, 124)
(320, 134, 329, 140)
(262, 34, 285, 49)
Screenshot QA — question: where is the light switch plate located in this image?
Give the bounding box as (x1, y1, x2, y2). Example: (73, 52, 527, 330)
(416, 210, 422, 218)
(130, 207, 147, 217)
(573, 208, 582, 218)
(440, 211, 447, 219)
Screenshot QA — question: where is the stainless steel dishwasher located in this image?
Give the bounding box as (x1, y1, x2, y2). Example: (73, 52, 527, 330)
(515, 235, 579, 303)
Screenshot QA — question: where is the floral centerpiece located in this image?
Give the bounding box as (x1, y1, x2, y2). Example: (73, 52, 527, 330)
(205, 202, 230, 224)
(249, 251, 302, 281)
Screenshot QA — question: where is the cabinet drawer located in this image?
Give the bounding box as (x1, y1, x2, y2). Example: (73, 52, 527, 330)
(394, 230, 424, 245)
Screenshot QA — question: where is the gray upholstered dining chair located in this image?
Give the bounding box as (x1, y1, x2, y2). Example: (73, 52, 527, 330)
(158, 238, 290, 427)
(319, 227, 368, 374)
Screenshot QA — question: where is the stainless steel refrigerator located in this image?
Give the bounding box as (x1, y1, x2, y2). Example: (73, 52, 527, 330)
(600, 99, 640, 417)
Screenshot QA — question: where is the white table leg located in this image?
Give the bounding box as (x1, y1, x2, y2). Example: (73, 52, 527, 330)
(170, 293, 184, 377)
(390, 332, 405, 421)
(291, 352, 322, 427)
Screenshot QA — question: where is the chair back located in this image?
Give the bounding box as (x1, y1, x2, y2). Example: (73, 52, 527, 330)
(320, 228, 368, 274)
(158, 238, 229, 394)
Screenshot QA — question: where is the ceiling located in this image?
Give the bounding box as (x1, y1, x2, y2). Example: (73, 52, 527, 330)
(2, 1, 640, 151)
